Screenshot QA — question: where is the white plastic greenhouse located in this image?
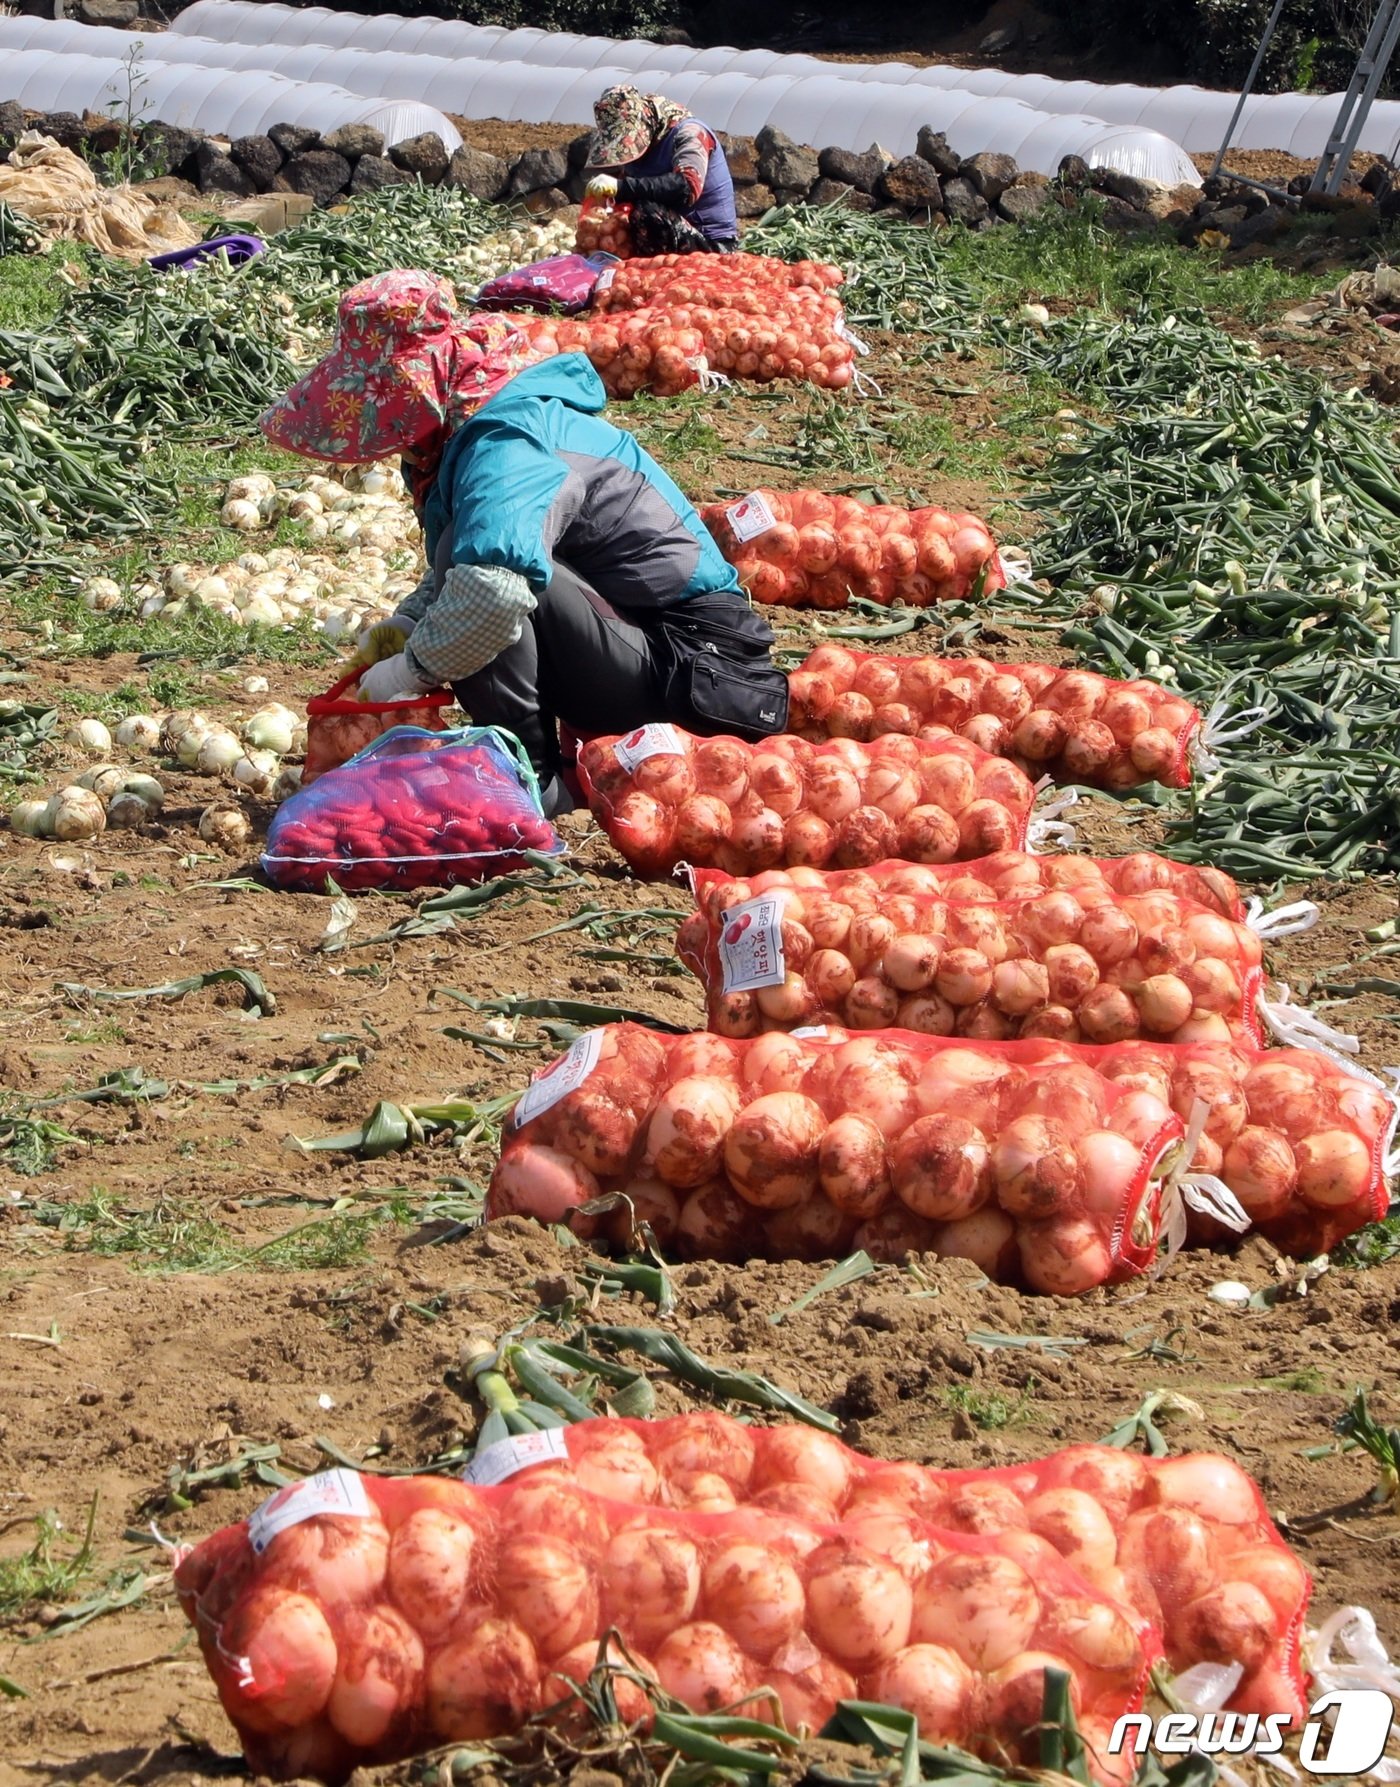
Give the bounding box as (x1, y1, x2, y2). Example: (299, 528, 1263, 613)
(158, 0, 1200, 183)
(171, 0, 1400, 164)
(0, 30, 462, 149)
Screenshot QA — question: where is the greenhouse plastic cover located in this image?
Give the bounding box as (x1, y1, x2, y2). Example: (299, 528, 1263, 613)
(166, 0, 1198, 184)
(172, 0, 1400, 164)
(0, 27, 462, 151)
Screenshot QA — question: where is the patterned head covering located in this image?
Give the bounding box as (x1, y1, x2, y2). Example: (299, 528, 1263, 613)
(259, 269, 535, 464)
(587, 85, 689, 168)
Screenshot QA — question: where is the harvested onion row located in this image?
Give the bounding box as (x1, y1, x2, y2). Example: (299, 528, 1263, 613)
(536, 1413, 1312, 1731)
(679, 864, 1266, 1047)
(700, 489, 1004, 611)
(790, 646, 1203, 792)
(489, 1023, 1186, 1294)
(175, 1458, 1159, 1787)
(578, 725, 1037, 880)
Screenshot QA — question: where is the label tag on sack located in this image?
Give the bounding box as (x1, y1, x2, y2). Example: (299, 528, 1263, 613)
(248, 1469, 372, 1553)
(614, 722, 685, 773)
(462, 1428, 571, 1486)
(513, 1028, 604, 1129)
(725, 491, 778, 543)
(718, 892, 787, 993)
(792, 1025, 829, 1039)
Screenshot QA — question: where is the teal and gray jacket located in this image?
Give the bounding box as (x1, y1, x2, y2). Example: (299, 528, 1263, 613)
(396, 355, 748, 687)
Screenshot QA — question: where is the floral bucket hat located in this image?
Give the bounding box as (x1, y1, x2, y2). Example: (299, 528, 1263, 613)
(259, 269, 534, 464)
(587, 85, 686, 168)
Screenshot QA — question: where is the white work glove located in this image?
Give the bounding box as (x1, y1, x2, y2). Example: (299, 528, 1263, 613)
(357, 652, 433, 703)
(587, 174, 619, 201)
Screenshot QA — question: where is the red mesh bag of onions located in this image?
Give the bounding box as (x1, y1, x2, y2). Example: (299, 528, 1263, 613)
(591, 252, 844, 310)
(699, 489, 1005, 611)
(518, 1414, 1310, 1733)
(261, 727, 564, 894)
(574, 194, 634, 258)
(576, 723, 1039, 880)
(789, 647, 1204, 792)
(174, 1456, 1159, 1786)
(1092, 1038, 1396, 1259)
(676, 861, 1267, 1047)
(302, 669, 456, 786)
(487, 1022, 1187, 1293)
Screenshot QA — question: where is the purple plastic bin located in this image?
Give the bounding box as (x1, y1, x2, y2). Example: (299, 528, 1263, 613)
(147, 235, 266, 271)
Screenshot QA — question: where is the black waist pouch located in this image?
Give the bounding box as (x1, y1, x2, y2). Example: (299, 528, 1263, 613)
(656, 590, 789, 741)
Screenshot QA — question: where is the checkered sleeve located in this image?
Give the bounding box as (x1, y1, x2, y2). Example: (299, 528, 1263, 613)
(402, 562, 537, 686)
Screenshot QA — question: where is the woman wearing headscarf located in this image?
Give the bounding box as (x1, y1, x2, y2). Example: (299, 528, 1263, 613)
(584, 84, 739, 255)
(260, 270, 787, 817)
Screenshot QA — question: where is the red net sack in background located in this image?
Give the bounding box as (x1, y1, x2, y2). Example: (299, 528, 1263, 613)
(302, 669, 456, 786)
(175, 1461, 1158, 1786)
(700, 489, 1005, 611)
(530, 1415, 1310, 1731)
(475, 252, 619, 314)
(679, 863, 1265, 1046)
(591, 252, 845, 309)
(488, 1023, 1185, 1292)
(789, 648, 1203, 792)
(577, 723, 1038, 880)
(574, 194, 634, 258)
(1094, 1039, 1396, 1259)
(262, 727, 564, 894)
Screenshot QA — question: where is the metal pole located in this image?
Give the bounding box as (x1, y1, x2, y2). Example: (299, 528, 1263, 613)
(1209, 0, 1290, 180)
(1320, 0, 1400, 193)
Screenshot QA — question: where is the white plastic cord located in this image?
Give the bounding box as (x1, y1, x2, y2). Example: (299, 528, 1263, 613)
(1304, 1606, 1400, 1781)
(696, 367, 732, 393)
(997, 546, 1036, 588)
(1159, 1099, 1252, 1260)
(1257, 982, 1361, 1059)
(1189, 695, 1270, 777)
(850, 366, 883, 398)
(834, 315, 870, 355)
(1379, 1068, 1400, 1180)
(1244, 897, 1321, 940)
(1025, 779, 1079, 854)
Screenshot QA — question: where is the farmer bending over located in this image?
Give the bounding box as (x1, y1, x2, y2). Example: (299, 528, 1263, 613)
(585, 84, 739, 256)
(260, 271, 786, 816)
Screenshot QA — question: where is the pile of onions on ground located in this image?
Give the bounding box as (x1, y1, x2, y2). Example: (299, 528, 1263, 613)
(536, 1413, 1312, 1728)
(488, 1023, 1186, 1294)
(677, 861, 1267, 1046)
(174, 1462, 1159, 1787)
(789, 647, 1202, 792)
(699, 489, 1005, 611)
(1091, 1037, 1394, 1259)
(592, 252, 844, 310)
(577, 725, 1037, 879)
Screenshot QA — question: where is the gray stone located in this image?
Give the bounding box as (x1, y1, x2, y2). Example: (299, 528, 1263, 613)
(879, 154, 943, 213)
(192, 144, 255, 197)
(1093, 166, 1160, 210)
(734, 182, 776, 219)
(818, 142, 890, 194)
(961, 150, 1018, 202)
(36, 111, 86, 151)
(389, 131, 450, 183)
(941, 175, 989, 225)
(916, 126, 960, 178)
(998, 183, 1050, 223)
(76, 0, 138, 22)
(502, 144, 568, 199)
(1057, 153, 1092, 189)
(1099, 194, 1157, 233)
(445, 143, 507, 202)
(350, 154, 408, 196)
(566, 130, 593, 171)
(1362, 160, 1392, 196)
(756, 125, 818, 195)
(719, 133, 759, 184)
(0, 100, 25, 145)
(521, 185, 574, 216)
(1225, 204, 1292, 248)
(279, 148, 352, 207)
(268, 122, 319, 157)
(320, 122, 385, 163)
(808, 177, 875, 212)
(979, 22, 1019, 51)
(142, 122, 203, 179)
(229, 133, 281, 189)
(82, 111, 123, 155)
